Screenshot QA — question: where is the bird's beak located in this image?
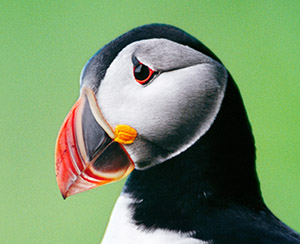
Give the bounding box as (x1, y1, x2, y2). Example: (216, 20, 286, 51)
(55, 87, 136, 199)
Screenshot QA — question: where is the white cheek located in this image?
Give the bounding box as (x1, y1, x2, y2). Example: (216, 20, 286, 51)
(98, 60, 227, 168)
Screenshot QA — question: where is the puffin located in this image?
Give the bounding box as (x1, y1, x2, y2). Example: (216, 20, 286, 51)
(55, 24, 300, 244)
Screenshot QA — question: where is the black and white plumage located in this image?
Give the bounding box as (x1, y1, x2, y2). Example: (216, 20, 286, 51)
(55, 24, 300, 244)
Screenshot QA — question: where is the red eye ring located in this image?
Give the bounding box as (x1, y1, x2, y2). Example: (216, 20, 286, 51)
(133, 62, 156, 85)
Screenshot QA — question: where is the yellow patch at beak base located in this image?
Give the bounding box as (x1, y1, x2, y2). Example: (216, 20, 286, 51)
(114, 125, 137, 144)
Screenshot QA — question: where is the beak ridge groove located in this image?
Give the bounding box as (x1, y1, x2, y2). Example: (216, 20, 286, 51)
(55, 88, 135, 198)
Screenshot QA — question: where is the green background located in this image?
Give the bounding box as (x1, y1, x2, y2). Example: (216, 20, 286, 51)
(1, 1, 299, 243)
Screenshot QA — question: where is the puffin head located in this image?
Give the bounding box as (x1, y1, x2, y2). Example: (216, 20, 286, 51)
(55, 24, 228, 198)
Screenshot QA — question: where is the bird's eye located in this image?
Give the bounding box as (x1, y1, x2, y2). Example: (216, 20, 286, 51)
(133, 62, 155, 85)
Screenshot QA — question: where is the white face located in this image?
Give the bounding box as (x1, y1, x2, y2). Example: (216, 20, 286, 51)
(93, 38, 227, 169)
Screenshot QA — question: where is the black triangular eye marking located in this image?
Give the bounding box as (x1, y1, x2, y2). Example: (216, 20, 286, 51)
(132, 55, 140, 66)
